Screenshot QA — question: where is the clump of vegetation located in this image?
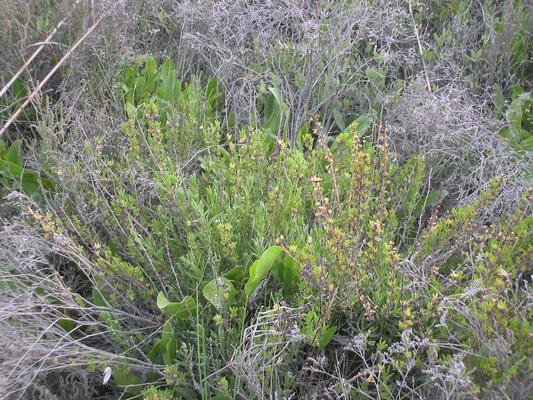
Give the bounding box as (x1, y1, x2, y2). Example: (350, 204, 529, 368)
(0, 1, 531, 399)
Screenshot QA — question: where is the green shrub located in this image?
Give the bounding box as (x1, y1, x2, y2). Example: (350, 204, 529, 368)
(2, 54, 531, 399)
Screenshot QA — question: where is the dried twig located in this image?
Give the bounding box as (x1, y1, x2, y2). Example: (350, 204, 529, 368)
(0, 20, 65, 100)
(408, 0, 432, 92)
(0, 2, 122, 137)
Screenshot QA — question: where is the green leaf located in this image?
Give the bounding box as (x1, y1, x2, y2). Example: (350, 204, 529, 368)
(493, 83, 504, 118)
(507, 96, 524, 140)
(205, 76, 218, 99)
(224, 265, 245, 281)
(318, 325, 337, 349)
(511, 85, 525, 101)
(133, 76, 146, 105)
(295, 122, 310, 151)
(147, 339, 162, 363)
(244, 245, 284, 298)
(414, 189, 447, 217)
(6, 140, 22, 166)
(125, 102, 136, 120)
(271, 254, 300, 292)
(144, 56, 158, 80)
(160, 58, 174, 82)
(174, 387, 198, 400)
(332, 108, 345, 131)
(91, 288, 108, 307)
(112, 365, 142, 394)
(156, 59, 176, 103)
(163, 335, 177, 365)
(365, 67, 386, 88)
(12, 78, 27, 100)
(156, 292, 196, 319)
(0, 159, 24, 180)
(269, 259, 285, 283)
(354, 114, 373, 137)
(261, 87, 284, 137)
(57, 319, 77, 333)
(518, 136, 533, 152)
(202, 277, 237, 310)
(148, 321, 178, 365)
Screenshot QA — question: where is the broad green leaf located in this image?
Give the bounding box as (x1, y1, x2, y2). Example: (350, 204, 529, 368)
(354, 114, 373, 137)
(163, 335, 177, 365)
(125, 102, 136, 120)
(12, 78, 27, 100)
(507, 96, 524, 140)
(511, 85, 525, 101)
(414, 189, 448, 218)
(332, 108, 346, 131)
(271, 254, 300, 292)
(365, 67, 386, 88)
(0, 159, 24, 180)
(296, 122, 310, 151)
(91, 288, 108, 307)
(112, 365, 142, 394)
(143, 56, 157, 81)
(318, 325, 337, 349)
(206, 76, 219, 101)
(156, 292, 196, 319)
(161, 320, 174, 341)
(6, 140, 22, 166)
(261, 87, 284, 137)
(57, 319, 77, 333)
(203, 277, 237, 310)
(134, 76, 146, 105)
(148, 321, 178, 365)
(519, 136, 533, 152)
(147, 339, 162, 363)
(160, 58, 173, 81)
(245, 245, 283, 297)
(224, 265, 244, 281)
(493, 83, 504, 118)
(174, 387, 198, 400)
(269, 259, 285, 283)
(21, 173, 42, 197)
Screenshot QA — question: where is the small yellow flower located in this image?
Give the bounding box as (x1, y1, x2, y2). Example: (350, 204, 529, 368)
(213, 314, 223, 326)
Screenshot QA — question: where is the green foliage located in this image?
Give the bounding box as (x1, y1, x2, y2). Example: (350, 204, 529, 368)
(142, 386, 178, 400)
(156, 292, 196, 319)
(71, 92, 526, 395)
(500, 87, 533, 152)
(244, 245, 299, 298)
(51, 80, 447, 395)
(0, 139, 51, 199)
(257, 84, 289, 147)
(202, 277, 236, 311)
(120, 56, 223, 127)
(3, 16, 531, 394)
(410, 187, 533, 396)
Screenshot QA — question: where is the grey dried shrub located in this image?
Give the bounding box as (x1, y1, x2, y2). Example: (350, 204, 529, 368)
(386, 82, 529, 212)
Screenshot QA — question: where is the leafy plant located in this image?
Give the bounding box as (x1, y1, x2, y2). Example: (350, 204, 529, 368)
(244, 245, 299, 299)
(0, 139, 51, 198)
(500, 86, 533, 152)
(120, 56, 223, 126)
(257, 84, 289, 148)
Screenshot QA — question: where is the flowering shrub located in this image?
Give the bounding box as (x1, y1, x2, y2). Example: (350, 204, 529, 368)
(1, 58, 530, 399)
